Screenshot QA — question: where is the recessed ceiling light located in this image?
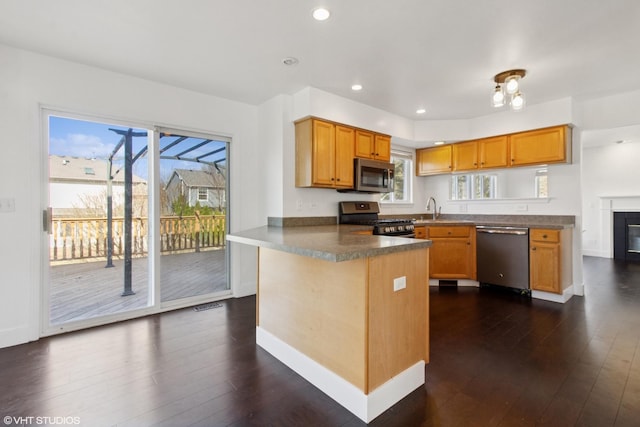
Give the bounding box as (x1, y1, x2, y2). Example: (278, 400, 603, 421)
(282, 57, 299, 66)
(434, 141, 445, 146)
(351, 84, 363, 91)
(312, 8, 331, 21)
(416, 108, 426, 114)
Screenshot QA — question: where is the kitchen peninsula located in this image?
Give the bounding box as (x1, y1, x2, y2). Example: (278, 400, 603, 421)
(227, 223, 432, 423)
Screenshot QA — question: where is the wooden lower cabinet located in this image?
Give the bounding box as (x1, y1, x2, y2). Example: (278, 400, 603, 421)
(529, 228, 572, 294)
(423, 225, 476, 279)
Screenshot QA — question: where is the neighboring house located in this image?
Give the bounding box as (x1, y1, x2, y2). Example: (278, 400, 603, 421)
(49, 155, 148, 217)
(165, 168, 225, 211)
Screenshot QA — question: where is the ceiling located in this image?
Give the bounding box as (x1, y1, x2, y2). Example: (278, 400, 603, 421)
(1, 0, 640, 122)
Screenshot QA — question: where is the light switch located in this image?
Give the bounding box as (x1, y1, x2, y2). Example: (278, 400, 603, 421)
(393, 276, 406, 292)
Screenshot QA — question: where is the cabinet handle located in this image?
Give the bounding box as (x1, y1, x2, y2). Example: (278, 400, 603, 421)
(474, 162, 477, 166)
(542, 234, 548, 239)
(336, 178, 340, 181)
(531, 247, 536, 251)
(467, 241, 471, 245)
(331, 177, 335, 181)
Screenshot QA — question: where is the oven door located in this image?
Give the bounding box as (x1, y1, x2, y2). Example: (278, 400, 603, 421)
(354, 158, 395, 193)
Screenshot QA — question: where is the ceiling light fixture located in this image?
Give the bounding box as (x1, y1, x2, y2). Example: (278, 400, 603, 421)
(434, 141, 445, 146)
(312, 7, 331, 21)
(492, 69, 526, 111)
(416, 108, 426, 114)
(351, 84, 363, 91)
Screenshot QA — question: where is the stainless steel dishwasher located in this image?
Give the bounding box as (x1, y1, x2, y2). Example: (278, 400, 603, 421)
(476, 226, 529, 290)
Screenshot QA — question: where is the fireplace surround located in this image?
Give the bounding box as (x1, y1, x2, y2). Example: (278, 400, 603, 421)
(614, 212, 640, 262)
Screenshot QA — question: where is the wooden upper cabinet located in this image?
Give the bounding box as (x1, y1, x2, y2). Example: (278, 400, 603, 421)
(355, 130, 375, 159)
(296, 118, 354, 189)
(510, 125, 571, 167)
(334, 125, 356, 188)
(416, 145, 452, 176)
(309, 119, 335, 187)
(452, 136, 509, 172)
(417, 125, 569, 175)
(355, 130, 391, 161)
(373, 134, 391, 161)
(478, 135, 509, 169)
(452, 141, 478, 171)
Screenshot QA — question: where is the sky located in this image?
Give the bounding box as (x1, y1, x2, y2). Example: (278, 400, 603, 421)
(49, 115, 227, 182)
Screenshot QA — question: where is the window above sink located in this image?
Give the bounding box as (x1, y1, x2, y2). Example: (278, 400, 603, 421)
(451, 167, 548, 201)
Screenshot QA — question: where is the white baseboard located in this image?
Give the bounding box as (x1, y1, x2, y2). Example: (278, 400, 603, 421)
(582, 249, 611, 258)
(256, 327, 425, 423)
(532, 285, 574, 303)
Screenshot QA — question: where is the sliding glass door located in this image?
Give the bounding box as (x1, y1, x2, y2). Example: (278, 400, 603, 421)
(43, 112, 229, 334)
(157, 128, 229, 305)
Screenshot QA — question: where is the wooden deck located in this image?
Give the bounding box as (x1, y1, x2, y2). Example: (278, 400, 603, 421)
(49, 248, 228, 325)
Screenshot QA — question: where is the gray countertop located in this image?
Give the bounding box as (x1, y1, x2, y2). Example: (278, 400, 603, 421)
(227, 225, 432, 262)
(395, 214, 575, 230)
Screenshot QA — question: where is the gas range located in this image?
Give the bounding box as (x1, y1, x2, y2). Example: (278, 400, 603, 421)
(338, 201, 416, 237)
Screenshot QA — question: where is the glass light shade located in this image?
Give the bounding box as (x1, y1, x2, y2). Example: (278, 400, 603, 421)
(505, 76, 520, 94)
(492, 85, 505, 107)
(510, 91, 525, 110)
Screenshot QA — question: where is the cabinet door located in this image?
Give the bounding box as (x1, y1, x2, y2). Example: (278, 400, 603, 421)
(311, 120, 336, 186)
(416, 145, 452, 176)
(374, 134, 391, 162)
(510, 126, 569, 166)
(334, 125, 355, 188)
(355, 130, 375, 159)
(478, 135, 509, 169)
(452, 141, 478, 171)
(429, 238, 475, 279)
(530, 241, 560, 293)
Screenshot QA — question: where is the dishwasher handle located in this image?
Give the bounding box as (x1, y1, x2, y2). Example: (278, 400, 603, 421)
(476, 226, 528, 236)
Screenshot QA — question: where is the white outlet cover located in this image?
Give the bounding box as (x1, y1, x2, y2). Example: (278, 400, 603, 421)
(393, 276, 406, 291)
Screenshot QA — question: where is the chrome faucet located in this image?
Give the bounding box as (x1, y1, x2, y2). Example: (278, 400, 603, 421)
(426, 196, 440, 220)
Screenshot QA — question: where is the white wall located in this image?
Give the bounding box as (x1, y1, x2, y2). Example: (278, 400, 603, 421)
(0, 44, 262, 348)
(582, 139, 640, 257)
(579, 92, 640, 258)
(3, 41, 639, 348)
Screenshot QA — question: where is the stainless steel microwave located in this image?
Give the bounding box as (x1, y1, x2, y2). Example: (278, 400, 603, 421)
(351, 158, 395, 193)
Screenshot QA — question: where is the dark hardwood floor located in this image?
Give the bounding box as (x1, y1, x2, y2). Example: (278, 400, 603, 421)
(1, 256, 640, 426)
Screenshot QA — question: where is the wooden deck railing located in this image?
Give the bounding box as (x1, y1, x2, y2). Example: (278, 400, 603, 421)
(50, 215, 226, 262)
